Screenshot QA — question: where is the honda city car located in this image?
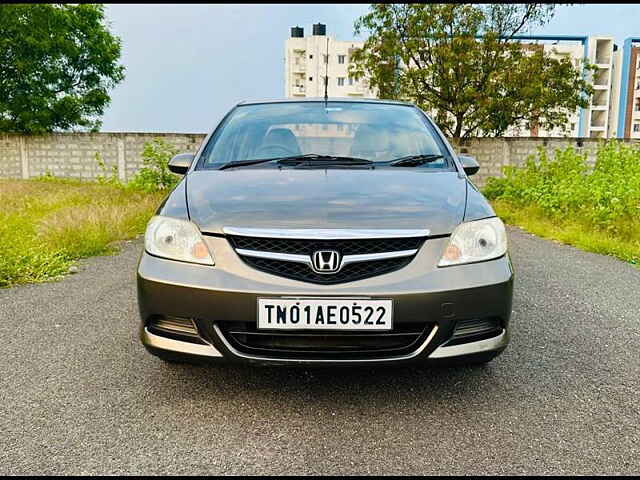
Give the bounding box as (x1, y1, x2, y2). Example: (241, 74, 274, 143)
(137, 98, 514, 366)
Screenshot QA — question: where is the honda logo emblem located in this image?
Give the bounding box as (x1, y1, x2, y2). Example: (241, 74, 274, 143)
(311, 250, 341, 273)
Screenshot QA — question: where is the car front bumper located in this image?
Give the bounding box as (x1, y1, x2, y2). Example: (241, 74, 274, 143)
(137, 235, 514, 366)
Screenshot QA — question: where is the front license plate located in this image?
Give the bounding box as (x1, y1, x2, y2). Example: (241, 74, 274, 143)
(257, 298, 393, 331)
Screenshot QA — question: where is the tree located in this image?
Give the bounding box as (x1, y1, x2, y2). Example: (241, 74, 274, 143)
(0, 4, 125, 133)
(349, 4, 595, 138)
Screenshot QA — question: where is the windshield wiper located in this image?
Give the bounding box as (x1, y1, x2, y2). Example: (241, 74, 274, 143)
(387, 154, 445, 167)
(218, 154, 373, 170)
(218, 157, 284, 170)
(277, 154, 373, 167)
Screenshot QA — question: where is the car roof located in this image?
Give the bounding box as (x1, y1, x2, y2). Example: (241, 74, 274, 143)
(237, 97, 415, 107)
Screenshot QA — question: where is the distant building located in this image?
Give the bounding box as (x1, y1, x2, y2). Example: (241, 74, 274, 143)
(285, 25, 640, 138)
(616, 38, 640, 138)
(284, 23, 376, 99)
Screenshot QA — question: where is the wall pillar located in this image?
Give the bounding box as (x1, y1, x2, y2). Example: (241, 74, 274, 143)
(19, 136, 29, 179)
(117, 138, 126, 182)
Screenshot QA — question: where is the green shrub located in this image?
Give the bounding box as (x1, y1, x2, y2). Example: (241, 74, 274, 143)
(95, 152, 122, 186)
(485, 141, 640, 237)
(127, 138, 180, 193)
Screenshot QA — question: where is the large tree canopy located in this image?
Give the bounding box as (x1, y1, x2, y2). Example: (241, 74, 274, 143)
(0, 4, 125, 133)
(350, 4, 595, 138)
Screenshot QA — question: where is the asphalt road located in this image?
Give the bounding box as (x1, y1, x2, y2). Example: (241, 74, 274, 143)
(1, 227, 639, 475)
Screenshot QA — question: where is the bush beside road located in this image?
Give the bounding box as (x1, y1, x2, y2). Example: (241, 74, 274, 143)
(0, 177, 163, 288)
(0, 139, 179, 287)
(485, 141, 640, 267)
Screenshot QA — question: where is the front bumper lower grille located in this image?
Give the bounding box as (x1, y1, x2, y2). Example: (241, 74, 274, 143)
(212, 321, 434, 360)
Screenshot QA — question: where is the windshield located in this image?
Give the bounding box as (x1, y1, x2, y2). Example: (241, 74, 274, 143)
(199, 102, 454, 169)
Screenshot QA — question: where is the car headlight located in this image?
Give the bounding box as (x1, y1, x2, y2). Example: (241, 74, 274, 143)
(144, 215, 214, 265)
(438, 217, 507, 267)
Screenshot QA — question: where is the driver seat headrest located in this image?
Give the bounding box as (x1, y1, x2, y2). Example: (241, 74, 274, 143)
(260, 128, 301, 155)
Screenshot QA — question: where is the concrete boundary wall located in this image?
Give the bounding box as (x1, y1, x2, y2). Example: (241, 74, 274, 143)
(1, 133, 638, 187)
(0, 133, 205, 183)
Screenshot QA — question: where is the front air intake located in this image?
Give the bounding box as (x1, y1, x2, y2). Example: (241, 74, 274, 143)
(148, 316, 207, 344)
(448, 317, 502, 345)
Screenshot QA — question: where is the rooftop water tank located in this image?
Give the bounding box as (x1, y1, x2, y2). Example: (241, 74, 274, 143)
(312, 23, 326, 36)
(291, 26, 304, 38)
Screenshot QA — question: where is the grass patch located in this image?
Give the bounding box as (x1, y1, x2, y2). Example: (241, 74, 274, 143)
(0, 177, 164, 288)
(492, 199, 640, 266)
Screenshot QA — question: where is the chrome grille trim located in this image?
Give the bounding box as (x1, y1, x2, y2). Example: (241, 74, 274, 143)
(341, 250, 418, 265)
(223, 227, 430, 240)
(235, 249, 310, 264)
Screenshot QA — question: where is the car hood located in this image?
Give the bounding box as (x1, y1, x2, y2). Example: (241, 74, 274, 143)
(186, 169, 467, 236)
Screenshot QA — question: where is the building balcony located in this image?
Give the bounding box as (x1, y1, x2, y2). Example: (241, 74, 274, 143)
(292, 61, 306, 73)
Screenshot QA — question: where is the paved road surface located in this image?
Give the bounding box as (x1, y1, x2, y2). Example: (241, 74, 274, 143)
(1, 227, 639, 475)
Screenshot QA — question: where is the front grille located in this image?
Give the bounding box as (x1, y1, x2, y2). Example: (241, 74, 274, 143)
(229, 236, 424, 256)
(227, 235, 426, 284)
(244, 255, 413, 285)
(212, 321, 433, 360)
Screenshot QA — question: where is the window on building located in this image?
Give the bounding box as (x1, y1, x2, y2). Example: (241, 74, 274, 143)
(337, 77, 345, 86)
(634, 123, 640, 132)
(349, 77, 355, 86)
(309, 54, 313, 59)
(323, 54, 329, 63)
(309, 76, 313, 81)
(338, 55, 346, 64)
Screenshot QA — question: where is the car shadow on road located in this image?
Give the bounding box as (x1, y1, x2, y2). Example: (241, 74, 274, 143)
(144, 357, 513, 408)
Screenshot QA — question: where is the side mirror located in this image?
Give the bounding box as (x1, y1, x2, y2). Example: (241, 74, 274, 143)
(168, 153, 194, 175)
(458, 154, 480, 176)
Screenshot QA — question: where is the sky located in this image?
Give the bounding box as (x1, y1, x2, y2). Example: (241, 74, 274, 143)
(100, 3, 640, 133)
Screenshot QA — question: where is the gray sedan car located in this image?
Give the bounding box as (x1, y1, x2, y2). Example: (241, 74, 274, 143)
(137, 98, 513, 366)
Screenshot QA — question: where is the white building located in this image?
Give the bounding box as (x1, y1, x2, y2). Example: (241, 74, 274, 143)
(284, 24, 375, 99)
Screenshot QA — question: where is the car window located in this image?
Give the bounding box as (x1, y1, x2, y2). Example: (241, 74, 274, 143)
(199, 102, 453, 168)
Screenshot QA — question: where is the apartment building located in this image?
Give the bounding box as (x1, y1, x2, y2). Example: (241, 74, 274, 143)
(616, 38, 640, 138)
(284, 24, 375, 99)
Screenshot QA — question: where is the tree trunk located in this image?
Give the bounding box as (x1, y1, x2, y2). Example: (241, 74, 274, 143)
(453, 115, 464, 138)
